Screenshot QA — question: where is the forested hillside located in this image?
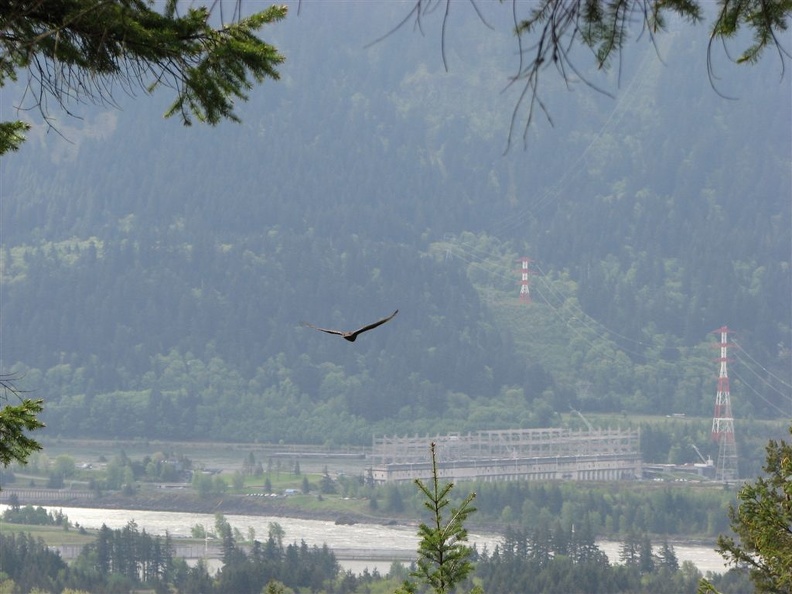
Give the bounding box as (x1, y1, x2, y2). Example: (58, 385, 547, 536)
(1, 5, 789, 466)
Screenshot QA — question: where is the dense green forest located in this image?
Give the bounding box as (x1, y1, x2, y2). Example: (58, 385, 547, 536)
(0, 5, 789, 473)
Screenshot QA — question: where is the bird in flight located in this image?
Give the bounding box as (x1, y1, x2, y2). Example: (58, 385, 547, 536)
(302, 310, 399, 342)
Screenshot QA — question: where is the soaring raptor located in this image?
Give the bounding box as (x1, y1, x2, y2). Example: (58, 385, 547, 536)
(302, 310, 398, 342)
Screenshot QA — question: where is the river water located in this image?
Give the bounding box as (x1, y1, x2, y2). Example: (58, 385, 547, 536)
(0, 505, 728, 576)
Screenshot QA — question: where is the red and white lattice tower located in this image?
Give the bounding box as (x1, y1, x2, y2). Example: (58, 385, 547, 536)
(711, 326, 739, 482)
(516, 257, 533, 304)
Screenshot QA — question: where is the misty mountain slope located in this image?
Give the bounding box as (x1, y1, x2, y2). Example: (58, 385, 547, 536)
(0, 6, 789, 444)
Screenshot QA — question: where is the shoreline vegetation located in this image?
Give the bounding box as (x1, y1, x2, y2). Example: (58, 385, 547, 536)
(2, 493, 732, 550)
(0, 488, 718, 549)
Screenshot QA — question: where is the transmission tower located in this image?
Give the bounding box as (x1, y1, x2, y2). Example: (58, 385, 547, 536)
(516, 257, 533, 304)
(711, 326, 739, 482)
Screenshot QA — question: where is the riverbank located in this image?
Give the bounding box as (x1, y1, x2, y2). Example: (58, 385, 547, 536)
(2, 488, 414, 529)
(1, 488, 720, 548)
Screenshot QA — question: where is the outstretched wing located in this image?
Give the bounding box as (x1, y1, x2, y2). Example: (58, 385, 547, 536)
(351, 309, 399, 337)
(301, 321, 345, 337)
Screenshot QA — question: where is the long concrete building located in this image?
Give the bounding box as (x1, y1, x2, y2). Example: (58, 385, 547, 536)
(370, 427, 641, 483)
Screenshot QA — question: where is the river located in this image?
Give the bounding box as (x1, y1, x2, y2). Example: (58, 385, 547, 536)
(0, 505, 728, 576)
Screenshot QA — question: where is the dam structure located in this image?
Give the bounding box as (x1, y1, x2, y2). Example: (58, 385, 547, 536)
(371, 427, 642, 484)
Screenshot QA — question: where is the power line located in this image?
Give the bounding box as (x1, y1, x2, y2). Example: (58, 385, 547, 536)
(733, 342, 792, 392)
(730, 367, 792, 418)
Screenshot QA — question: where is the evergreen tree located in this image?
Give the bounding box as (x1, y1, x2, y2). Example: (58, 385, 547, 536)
(398, 441, 480, 594)
(0, 0, 287, 154)
(701, 425, 792, 594)
(658, 539, 680, 572)
(620, 531, 641, 567)
(0, 376, 44, 482)
(639, 534, 656, 574)
(320, 466, 336, 494)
